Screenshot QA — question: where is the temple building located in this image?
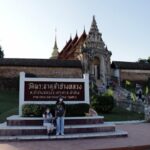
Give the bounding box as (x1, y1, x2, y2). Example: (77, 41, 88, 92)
(56, 16, 112, 86)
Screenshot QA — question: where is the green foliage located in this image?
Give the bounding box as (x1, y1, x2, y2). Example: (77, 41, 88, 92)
(122, 80, 135, 92)
(92, 95, 115, 113)
(0, 107, 18, 123)
(104, 106, 144, 121)
(0, 77, 19, 91)
(66, 103, 89, 117)
(90, 83, 98, 97)
(138, 56, 150, 64)
(138, 58, 147, 63)
(25, 73, 37, 77)
(148, 57, 150, 63)
(22, 104, 54, 117)
(22, 103, 90, 117)
(103, 88, 114, 96)
(122, 78, 150, 96)
(0, 90, 19, 123)
(0, 46, 4, 58)
(0, 90, 144, 122)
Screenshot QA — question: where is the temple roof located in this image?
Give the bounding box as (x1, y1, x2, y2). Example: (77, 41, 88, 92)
(58, 33, 84, 59)
(58, 29, 87, 59)
(65, 30, 87, 58)
(111, 61, 150, 70)
(0, 58, 82, 68)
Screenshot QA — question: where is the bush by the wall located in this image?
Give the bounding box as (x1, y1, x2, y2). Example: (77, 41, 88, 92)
(92, 95, 115, 114)
(22, 103, 90, 117)
(65, 103, 89, 117)
(0, 77, 19, 91)
(0, 73, 36, 91)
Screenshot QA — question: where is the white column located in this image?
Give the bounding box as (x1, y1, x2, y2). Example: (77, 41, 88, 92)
(114, 69, 119, 77)
(83, 73, 90, 104)
(114, 69, 120, 86)
(19, 72, 25, 116)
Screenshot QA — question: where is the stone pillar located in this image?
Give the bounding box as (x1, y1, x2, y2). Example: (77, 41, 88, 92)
(100, 55, 106, 84)
(144, 104, 150, 122)
(82, 53, 89, 73)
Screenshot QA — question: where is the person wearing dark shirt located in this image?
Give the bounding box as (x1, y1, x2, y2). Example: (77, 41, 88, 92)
(55, 97, 66, 136)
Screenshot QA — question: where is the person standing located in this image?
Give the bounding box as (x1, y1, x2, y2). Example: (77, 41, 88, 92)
(55, 97, 66, 136)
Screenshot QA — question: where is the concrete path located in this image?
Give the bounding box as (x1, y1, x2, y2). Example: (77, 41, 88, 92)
(0, 123, 150, 150)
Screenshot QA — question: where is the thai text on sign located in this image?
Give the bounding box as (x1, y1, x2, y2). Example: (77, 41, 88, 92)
(24, 81, 85, 101)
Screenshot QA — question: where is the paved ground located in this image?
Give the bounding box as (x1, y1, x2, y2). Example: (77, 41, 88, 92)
(0, 123, 150, 150)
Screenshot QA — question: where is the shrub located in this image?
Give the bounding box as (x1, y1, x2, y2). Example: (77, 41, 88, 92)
(66, 103, 90, 117)
(22, 103, 90, 117)
(92, 95, 115, 114)
(25, 73, 37, 77)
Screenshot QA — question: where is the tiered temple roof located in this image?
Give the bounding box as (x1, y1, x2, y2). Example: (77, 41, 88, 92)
(58, 30, 87, 60)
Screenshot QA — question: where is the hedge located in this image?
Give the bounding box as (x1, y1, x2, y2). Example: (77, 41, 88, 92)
(22, 103, 90, 117)
(92, 95, 115, 113)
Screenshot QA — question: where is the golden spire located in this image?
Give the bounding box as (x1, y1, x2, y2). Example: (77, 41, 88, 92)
(51, 28, 59, 59)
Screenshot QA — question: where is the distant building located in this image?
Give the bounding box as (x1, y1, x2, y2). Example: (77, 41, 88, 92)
(111, 61, 150, 85)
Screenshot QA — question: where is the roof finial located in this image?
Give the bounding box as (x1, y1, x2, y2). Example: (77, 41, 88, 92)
(93, 15, 95, 20)
(70, 34, 72, 40)
(54, 28, 58, 49)
(75, 30, 78, 38)
(91, 15, 98, 30)
(83, 25, 86, 34)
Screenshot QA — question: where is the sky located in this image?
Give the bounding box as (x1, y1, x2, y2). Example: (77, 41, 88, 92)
(0, 0, 150, 62)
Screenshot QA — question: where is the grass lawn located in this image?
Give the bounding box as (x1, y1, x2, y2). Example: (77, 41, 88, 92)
(102, 106, 144, 121)
(0, 90, 145, 123)
(0, 90, 19, 123)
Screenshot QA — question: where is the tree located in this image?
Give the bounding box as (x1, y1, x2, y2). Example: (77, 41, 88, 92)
(138, 58, 147, 63)
(0, 46, 4, 58)
(148, 57, 150, 63)
(138, 57, 150, 64)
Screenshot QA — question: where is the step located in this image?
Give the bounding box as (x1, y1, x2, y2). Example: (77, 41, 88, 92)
(0, 130, 128, 141)
(0, 122, 115, 136)
(7, 115, 104, 126)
